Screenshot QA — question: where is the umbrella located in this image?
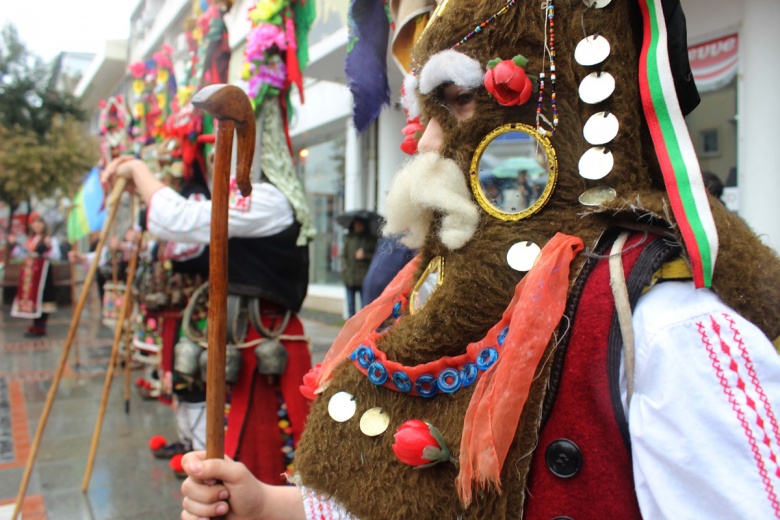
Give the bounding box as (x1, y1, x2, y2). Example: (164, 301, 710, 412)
(491, 157, 545, 178)
(335, 210, 383, 235)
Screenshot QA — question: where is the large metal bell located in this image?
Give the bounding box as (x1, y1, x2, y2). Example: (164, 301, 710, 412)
(174, 337, 204, 377)
(254, 339, 288, 376)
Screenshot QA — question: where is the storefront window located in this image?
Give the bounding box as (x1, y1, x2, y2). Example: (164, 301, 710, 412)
(299, 136, 346, 285)
(686, 34, 739, 210)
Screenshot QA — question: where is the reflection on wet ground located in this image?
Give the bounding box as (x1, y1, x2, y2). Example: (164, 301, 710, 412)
(0, 287, 341, 519)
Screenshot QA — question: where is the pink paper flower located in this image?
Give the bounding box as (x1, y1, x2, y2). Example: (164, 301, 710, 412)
(153, 50, 172, 70)
(129, 61, 146, 78)
(245, 23, 287, 62)
(299, 363, 322, 401)
(257, 60, 286, 88)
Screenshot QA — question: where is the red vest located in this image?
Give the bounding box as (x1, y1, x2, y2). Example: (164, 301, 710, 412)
(525, 233, 675, 519)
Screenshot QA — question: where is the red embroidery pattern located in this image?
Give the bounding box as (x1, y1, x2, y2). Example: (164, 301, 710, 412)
(711, 315, 780, 479)
(699, 319, 780, 517)
(306, 492, 335, 520)
(724, 314, 780, 460)
(228, 177, 251, 212)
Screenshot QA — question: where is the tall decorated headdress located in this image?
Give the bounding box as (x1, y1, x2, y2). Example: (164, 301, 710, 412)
(98, 95, 129, 163)
(154, 0, 235, 183)
(236, 0, 317, 245)
(128, 45, 178, 148)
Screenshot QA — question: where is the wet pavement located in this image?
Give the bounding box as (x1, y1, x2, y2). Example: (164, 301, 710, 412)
(0, 288, 342, 519)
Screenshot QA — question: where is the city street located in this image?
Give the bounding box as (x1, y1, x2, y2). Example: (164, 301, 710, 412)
(0, 289, 341, 519)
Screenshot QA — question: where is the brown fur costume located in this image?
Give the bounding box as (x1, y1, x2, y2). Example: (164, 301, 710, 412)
(295, 1, 780, 518)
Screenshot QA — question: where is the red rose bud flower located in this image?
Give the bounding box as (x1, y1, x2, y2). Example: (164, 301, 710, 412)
(400, 117, 426, 155)
(392, 419, 454, 469)
(484, 55, 534, 107)
(299, 363, 322, 401)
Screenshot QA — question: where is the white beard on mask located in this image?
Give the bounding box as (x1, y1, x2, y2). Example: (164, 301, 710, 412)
(384, 152, 480, 250)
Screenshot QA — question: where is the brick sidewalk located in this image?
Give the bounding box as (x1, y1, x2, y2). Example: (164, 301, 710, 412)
(0, 296, 343, 519)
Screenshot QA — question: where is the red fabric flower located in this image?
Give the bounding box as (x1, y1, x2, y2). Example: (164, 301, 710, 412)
(299, 363, 322, 401)
(400, 117, 425, 155)
(392, 420, 453, 468)
(483, 55, 534, 107)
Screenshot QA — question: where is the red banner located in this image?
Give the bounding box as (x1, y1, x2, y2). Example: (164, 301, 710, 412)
(688, 34, 739, 93)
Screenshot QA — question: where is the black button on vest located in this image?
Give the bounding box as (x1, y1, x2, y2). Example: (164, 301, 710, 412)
(545, 439, 582, 478)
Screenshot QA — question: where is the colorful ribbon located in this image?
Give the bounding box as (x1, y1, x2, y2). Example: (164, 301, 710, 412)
(637, 0, 718, 287)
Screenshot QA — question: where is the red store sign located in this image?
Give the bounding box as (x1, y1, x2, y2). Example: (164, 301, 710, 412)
(688, 34, 739, 93)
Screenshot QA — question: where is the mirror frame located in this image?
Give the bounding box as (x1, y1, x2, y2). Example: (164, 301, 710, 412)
(469, 123, 558, 221)
(409, 256, 445, 315)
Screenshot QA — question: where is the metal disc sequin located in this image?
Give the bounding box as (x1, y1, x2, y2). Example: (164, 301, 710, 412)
(579, 186, 617, 206)
(578, 147, 614, 180)
(574, 35, 611, 66)
(507, 241, 541, 272)
(359, 407, 390, 437)
(328, 391, 357, 422)
(583, 112, 619, 145)
(583, 0, 612, 8)
(578, 71, 616, 104)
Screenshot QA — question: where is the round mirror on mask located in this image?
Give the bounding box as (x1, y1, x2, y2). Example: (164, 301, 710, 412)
(469, 123, 558, 221)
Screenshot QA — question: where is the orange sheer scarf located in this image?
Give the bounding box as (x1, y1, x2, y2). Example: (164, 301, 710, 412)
(314, 233, 583, 507)
(316, 256, 420, 389)
(455, 233, 583, 505)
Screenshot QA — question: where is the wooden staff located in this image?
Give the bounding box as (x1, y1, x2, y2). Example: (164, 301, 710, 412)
(70, 248, 81, 369)
(122, 300, 135, 414)
(12, 178, 127, 520)
(81, 230, 142, 492)
(124, 196, 140, 414)
(110, 234, 120, 370)
(191, 85, 255, 471)
(64, 204, 81, 369)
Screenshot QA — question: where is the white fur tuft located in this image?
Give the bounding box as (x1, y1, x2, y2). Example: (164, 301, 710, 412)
(384, 152, 480, 250)
(401, 74, 421, 120)
(419, 50, 484, 95)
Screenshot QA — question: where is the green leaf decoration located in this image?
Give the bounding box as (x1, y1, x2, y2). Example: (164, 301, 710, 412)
(527, 75, 539, 93)
(512, 55, 529, 68)
(487, 58, 502, 70)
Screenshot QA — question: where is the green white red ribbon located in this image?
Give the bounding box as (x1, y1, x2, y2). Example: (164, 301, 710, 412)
(638, 0, 718, 288)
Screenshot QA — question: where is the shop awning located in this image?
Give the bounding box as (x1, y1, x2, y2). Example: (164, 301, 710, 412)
(688, 34, 738, 93)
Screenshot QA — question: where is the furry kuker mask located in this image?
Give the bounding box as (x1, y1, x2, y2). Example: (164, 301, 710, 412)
(294, 2, 780, 519)
(393, 0, 780, 340)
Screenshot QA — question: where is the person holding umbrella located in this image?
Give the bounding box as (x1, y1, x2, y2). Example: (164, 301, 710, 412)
(339, 214, 377, 317)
